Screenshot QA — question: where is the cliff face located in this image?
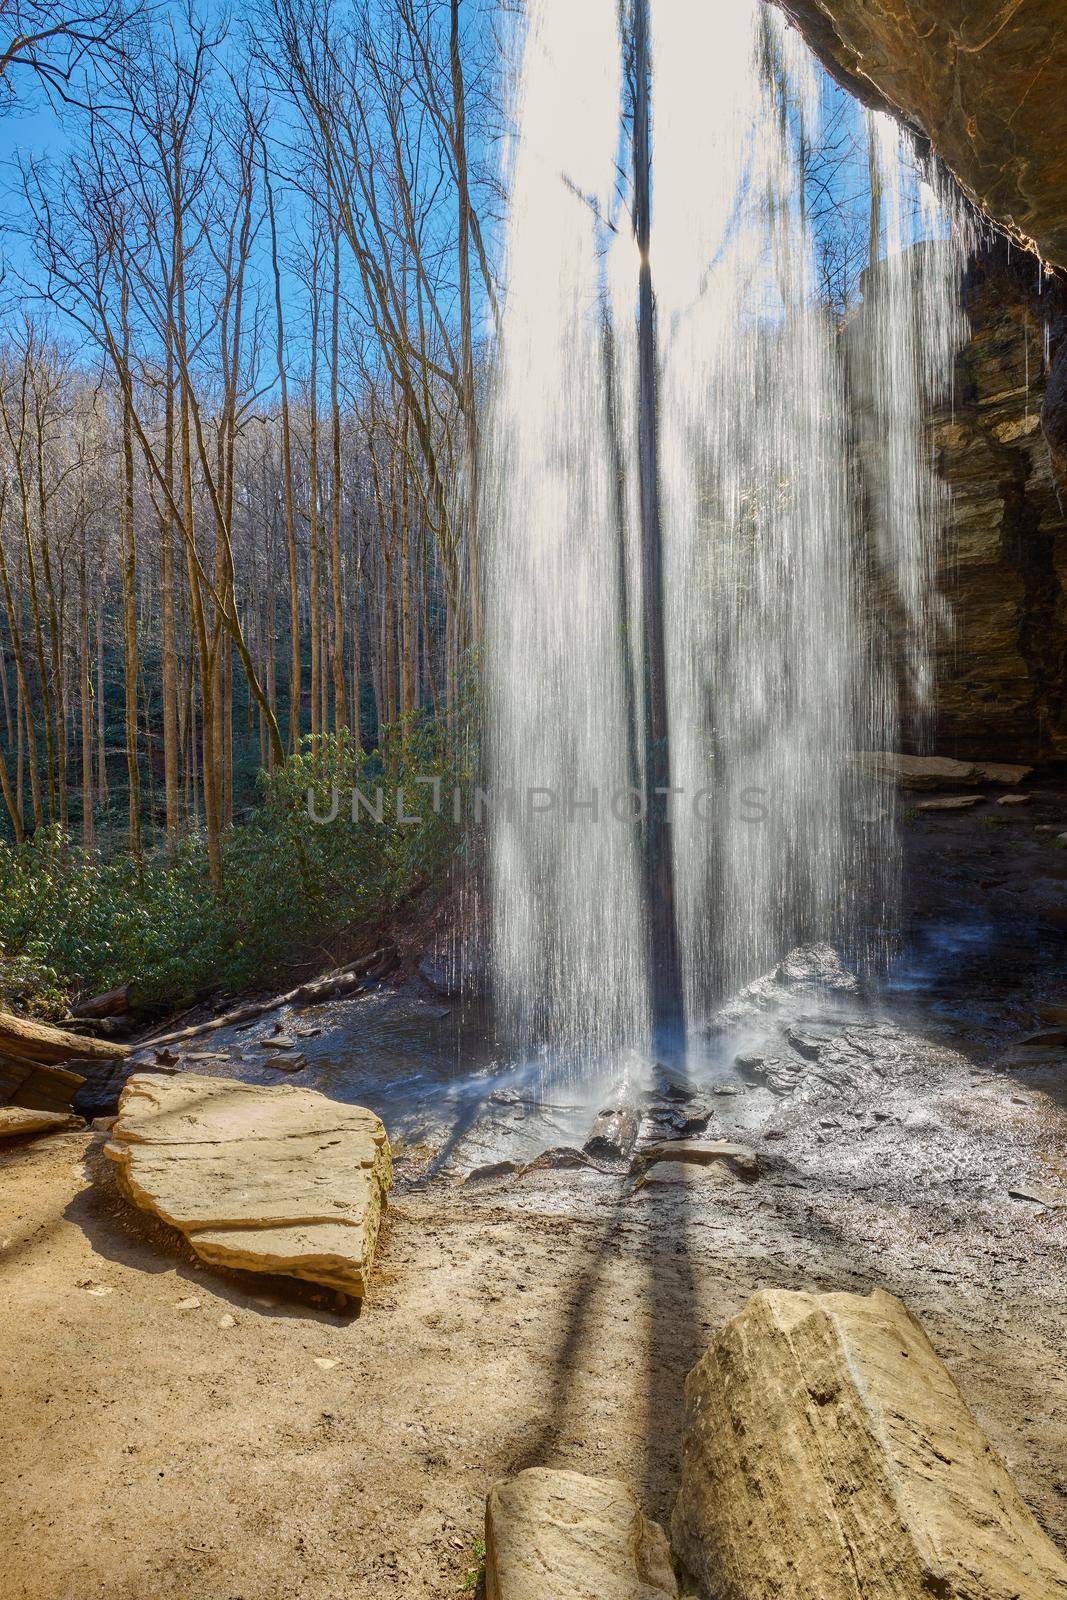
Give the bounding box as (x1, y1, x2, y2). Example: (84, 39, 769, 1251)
(917, 246, 1067, 762)
(771, 0, 1067, 268)
(769, 2, 1067, 763)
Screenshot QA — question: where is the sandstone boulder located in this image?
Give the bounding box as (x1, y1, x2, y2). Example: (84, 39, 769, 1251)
(671, 1287, 1067, 1600)
(104, 1073, 391, 1296)
(485, 1467, 677, 1600)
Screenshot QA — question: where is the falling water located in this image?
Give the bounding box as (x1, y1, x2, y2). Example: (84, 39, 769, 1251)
(484, 0, 972, 1066)
(483, 0, 650, 1064)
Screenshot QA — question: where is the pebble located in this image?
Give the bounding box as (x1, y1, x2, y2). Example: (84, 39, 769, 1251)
(175, 1296, 202, 1311)
(218, 1313, 236, 1329)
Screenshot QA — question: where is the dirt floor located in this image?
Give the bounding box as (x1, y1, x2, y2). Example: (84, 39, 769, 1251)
(2, 795, 1067, 1599)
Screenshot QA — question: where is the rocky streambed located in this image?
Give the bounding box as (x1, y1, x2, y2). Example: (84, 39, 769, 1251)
(1, 792, 1066, 1597)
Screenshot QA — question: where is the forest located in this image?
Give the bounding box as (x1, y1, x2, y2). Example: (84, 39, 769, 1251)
(0, 0, 505, 1010)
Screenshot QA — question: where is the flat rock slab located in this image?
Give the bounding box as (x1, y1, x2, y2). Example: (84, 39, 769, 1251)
(0, 1106, 84, 1139)
(861, 753, 1032, 790)
(485, 1467, 677, 1599)
(634, 1140, 758, 1180)
(634, 1160, 737, 1192)
(104, 1073, 391, 1296)
(671, 1287, 1067, 1600)
(916, 795, 982, 811)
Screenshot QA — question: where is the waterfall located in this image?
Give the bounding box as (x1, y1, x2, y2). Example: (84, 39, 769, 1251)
(483, 0, 651, 1064)
(484, 0, 972, 1067)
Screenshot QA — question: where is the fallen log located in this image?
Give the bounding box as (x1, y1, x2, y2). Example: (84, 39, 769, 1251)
(0, 1009, 131, 1066)
(73, 983, 135, 1019)
(671, 1287, 1067, 1600)
(141, 948, 391, 1050)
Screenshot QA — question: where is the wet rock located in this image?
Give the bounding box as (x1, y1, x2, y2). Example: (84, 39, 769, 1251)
(520, 1146, 592, 1175)
(104, 1072, 392, 1296)
(996, 793, 1031, 806)
(1008, 1183, 1067, 1209)
(0, 1105, 84, 1139)
(671, 1287, 1067, 1600)
(263, 1052, 307, 1073)
(634, 1160, 735, 1192)
(860, 752, 980, 790)
(784, 1023, 827, 1060)
(735, 1053, 800, 1094)
(646, 1100, 714, 1137)
(464, 1160, 522, 1185)
(916, 794, 982, 812)
(485, 1467, 677, 1600)
(583, 1104, 639, 1162)
(418, 955, 458, 997)
(1018, 1027, 1067, 1048)
(634, 1139, 758, 1180)
(773, 943, 859, 994)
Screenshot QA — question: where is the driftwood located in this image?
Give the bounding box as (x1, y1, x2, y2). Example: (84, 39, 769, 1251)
(141, 948, 391, 1051)
(0, 1009, 132, 1066)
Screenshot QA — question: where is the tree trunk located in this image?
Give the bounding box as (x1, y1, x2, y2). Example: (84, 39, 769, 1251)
(632, 0, 683, 1036)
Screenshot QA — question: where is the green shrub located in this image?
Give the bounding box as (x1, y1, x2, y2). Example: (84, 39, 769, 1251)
(0, 716, 469, 1018)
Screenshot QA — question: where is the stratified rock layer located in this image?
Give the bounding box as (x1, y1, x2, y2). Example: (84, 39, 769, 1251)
(671, 1287, 1067, 1600)
(856, 245, 1067, 762)
(485, 1468, 677, 1600)
(104, 1073, 392, 1295)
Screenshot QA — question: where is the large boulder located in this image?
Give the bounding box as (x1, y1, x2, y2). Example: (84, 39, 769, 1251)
(671, 1287, 1067, 1600)
(104, 1073, 392, 1296)
(485, 1467, 677, 1599)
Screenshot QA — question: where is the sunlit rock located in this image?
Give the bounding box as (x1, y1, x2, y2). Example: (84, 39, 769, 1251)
(485, 1467, 677, 1600)
(0, 1106, 84, 1139)
(672, 1287, 1067, 1600)
(104, 1072, 391, 1296)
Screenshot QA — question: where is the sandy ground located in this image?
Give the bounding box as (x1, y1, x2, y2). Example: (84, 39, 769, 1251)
(2, 799, 1067, 1599)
